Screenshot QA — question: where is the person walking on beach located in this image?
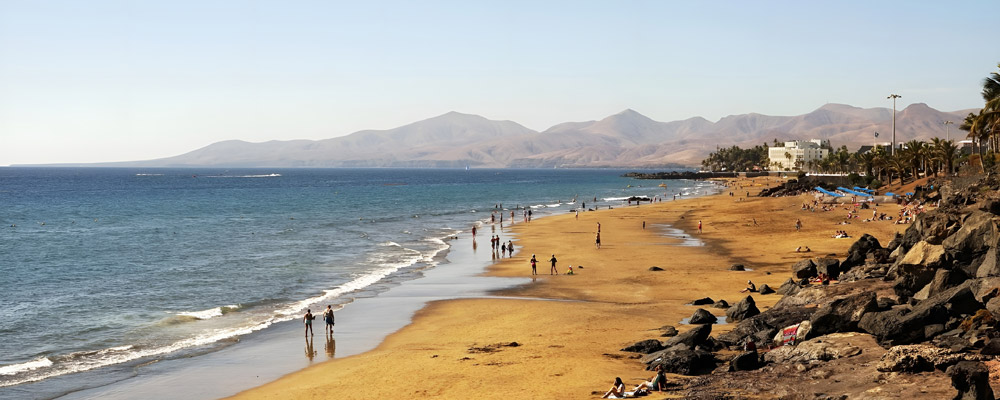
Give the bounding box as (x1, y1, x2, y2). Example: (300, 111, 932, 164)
(795, 219, 802, 231)
(698, 220, 703, 233)
(530, 254, 537, 275)
(597, 222, 601, 233)
(472, 225, 477, 237)
(642, 221, 646, 230)
(549, 254, 558, 275)
(323, 305, 335, 335)
(595, 232, 601, 249)
(501, 242, 507, 257)
(303, 309, 316, 336)
(507, 240, 513, 256)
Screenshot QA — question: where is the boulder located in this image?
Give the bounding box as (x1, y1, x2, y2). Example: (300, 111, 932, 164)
(689, 308, 718, 325)
(977, 245, 1000, 278)
(764, 332, 868, 364)
(663, 324, 712, 349)
(776, 278, 800, 296)
(898, 240, 946, 269)
(758, 284, 775, 295)
(980, 338, 1000, 355)
(876, 297, 898, 310)
(728, 351, 762, 371)
(943, 211, 997, 265)
(791, 259, 817, 279)
(808, 291, 878, 337)
(621, 339, 664, 354)
(648, 266, 664, 271)
(947, 361, 996, 400)
(814, 257, 841, 279)
(726, 296, 761, 322)
(729, 264, 746, 271)
(691, 297, 714, 305)
(659, 325, 679, 337)
(712, 299, 730, 309)
(643, 345, 717, 375)
(987, 297, 1000, 321)
(914, 269, 963, 300)
(841, 234, 882, 271)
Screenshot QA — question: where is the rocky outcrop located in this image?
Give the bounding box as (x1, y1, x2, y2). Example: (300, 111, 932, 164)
(877, 344, 992, 372)
(808, 291, 877, 337)
(764, 333, 867, 364)
(860, 282, 983, 345)
(726, 296, 760, 322)
(691, 297, 714, 305)
(758, 284, 775, 295)
(729, 351, 762, 371)
(776, 278, 801, 296)
(664, 324, 712, 349)
(642, 345, 717, 375)
(814, 258, 841, 279)
(791, 259, 816, 279)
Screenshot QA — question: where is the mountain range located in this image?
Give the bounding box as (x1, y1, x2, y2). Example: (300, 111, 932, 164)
(48, 103, 977, 168)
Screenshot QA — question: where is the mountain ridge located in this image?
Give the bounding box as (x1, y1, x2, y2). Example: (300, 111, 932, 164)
(19, 104, 977, 168)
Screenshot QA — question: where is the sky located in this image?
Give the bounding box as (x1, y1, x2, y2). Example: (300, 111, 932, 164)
(1, 0, 997, 166)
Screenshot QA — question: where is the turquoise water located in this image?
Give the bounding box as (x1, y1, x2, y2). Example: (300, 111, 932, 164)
(0, 168, 716, 390)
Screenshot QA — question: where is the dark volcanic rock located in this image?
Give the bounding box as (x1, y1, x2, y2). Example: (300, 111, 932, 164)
(776, 278, 801, 296)
(808, 291, 877, 337)
(648, 266, 664, 271)
(814, 257, 841, 279)
(691, 297, 714, 305)
(791, 259, 817, 279)
(947, 361, 996, 400)
(718, 305, 815, 347)
(877, 297, 899, 310)
(659, 325, 679, 337)
(729, 351, 762, 372)
(861, 282, 983, 345)
(689, 308, 718, 325)
(726, 296, 761, 322)
(643, 346, 717, 375)
(664, 324, 712, 349)
(841, 234, 882, 271)
(914, 269, 963, 300)
(729, 264, 746, 271)
(758, 284, 775, 295)
(712, 299, 730, 309)
(943, 211, 997, 266)
(622, 339, 664, 354)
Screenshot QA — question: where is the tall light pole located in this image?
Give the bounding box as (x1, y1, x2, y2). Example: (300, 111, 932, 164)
(944, 120, 954, 141)
(888, 94, 901, 155)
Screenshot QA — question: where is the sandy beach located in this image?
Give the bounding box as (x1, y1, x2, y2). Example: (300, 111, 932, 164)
(230, 177, 907, 399)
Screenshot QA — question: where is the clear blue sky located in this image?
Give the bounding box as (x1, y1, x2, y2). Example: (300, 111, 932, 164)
(1, 0, 996, 165)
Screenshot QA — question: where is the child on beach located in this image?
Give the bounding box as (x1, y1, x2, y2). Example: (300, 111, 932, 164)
(303, 309, 316, 336)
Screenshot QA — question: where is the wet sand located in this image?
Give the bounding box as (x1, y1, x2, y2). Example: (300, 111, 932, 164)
(231, 177, 907, 399)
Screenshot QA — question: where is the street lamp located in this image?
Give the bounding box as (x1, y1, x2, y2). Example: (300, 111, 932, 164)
(944, 120, 954, 141)
(888, 94, 901, 155)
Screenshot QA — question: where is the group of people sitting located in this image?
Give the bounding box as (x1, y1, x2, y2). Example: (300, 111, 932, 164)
(831, 230, 850, 239)
(601, 365, 667, 398)
(810, 272, 831, 285)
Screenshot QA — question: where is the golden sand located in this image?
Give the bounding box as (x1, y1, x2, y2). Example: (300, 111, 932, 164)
(230, 177, 906, 399)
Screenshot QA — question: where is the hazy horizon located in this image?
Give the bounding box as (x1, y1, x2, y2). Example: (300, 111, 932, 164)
(2, 1, 997, 166)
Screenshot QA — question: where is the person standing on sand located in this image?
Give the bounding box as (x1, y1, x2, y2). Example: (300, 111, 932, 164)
(472, 225, 477, 237)
(795, 219, 802, 231)
(501, 242, 507, 256)
(323, 305, 335, 335)
(596, 232, 601, 249)
(698, 220, 703, 233)
(642, 221, 646, 230)
(597, 222, 601, 233)
(530, 254, 537, 275)
(549, 254, 558, 275)
(303, 309, 315, 336)
(507, 240, 513, 256)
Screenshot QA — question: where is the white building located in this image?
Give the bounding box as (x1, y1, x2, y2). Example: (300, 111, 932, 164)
(768, 140, 830, 171)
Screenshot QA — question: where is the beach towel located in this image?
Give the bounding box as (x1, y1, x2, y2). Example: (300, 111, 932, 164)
(781, 324, 800, 346)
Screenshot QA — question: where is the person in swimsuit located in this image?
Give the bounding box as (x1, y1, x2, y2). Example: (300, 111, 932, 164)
(530, 254, 537, 275)
(549, 254, 558, 275)
(323, 305, 335, 335)
(303, 309, 315, 336)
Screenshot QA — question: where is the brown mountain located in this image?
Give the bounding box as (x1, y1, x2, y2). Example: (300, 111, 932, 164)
(55, 104, 977, 168)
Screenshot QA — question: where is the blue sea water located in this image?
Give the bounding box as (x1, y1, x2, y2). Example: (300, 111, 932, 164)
(0, 167, 716, 391)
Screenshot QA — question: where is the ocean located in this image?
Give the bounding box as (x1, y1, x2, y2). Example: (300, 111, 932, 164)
(0, 167, 718, 396)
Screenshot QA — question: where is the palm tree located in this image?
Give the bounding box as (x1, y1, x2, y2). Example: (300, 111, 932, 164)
(936, 139, 960, 176)
(903, 140, 926, 179)
(855, 151, 876, 179)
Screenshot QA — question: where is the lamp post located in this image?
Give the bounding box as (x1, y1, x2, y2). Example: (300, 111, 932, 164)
(944, 120, 954, 141)
(888, 94, 901, 155)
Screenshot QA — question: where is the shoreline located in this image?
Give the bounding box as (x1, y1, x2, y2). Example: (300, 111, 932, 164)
(231, 176, 907, 399)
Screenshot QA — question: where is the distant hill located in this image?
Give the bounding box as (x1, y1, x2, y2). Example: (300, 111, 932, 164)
(30, 104, 977, 168)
